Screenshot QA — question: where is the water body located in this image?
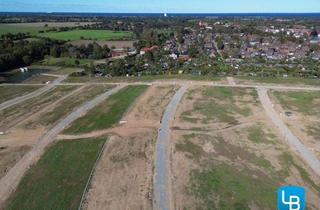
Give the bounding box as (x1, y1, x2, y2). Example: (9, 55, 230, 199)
(1, 12, 320, 17)
(0, 68, 48, 83)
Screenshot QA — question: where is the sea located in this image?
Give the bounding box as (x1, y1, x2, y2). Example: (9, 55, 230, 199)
(1, 12, 320, 17)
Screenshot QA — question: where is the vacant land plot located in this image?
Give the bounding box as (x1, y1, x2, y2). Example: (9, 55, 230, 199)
(271, 90, 320, 159)
(84, 85, 178, 210)
(23, 75, 57, 84)
(64, 74, 226, 84)
(68, 40, 135, 48)
(0, 85, 79, 130)
(171, 86, 320, 209)
(23, 85, 113, 128)
(40, 57, 94, 67)
(0, 86, 41, 104)
(235, 76, 320, 86)
(38, 30, 133, 41)
(6, 137, 105, 210)
(0, 22, 99, 36)
(64, 85, 148, 134)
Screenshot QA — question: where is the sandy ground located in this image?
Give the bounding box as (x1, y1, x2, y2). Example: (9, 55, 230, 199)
(83, 85, 178, 210)
(269, 90, 320, 159)
(170, 86, 320, 210)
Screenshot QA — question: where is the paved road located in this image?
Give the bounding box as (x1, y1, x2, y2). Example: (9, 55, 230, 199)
(0, 75, 67, 111)
(153, 85, 188, 210)
(257, 87, 320, 176)
(0, 84, 126, 205)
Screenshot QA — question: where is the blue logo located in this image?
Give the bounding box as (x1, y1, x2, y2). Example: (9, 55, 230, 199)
(277, 186, 305, 210)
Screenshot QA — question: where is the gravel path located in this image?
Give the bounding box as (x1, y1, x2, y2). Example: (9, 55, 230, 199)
(0, 75, 67, 111)
(153, 85, 188, 210)
(257, 87, 320, 176)
(0, 85, 126, 205)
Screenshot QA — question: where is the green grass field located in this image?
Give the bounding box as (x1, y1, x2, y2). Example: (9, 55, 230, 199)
(236, 76, 320, 86)
(6, 137, 105, 210)
(273, 90, 320, 116)
(0, 24, 47, 36)
(38, 29, 133, 41)
(64, 85, 148, 134)
(0, 86, 40, 104)
(40, 56, 93, 67)
(64, 74, 224, 83)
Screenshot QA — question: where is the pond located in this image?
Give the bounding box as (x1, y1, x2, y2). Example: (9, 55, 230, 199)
(0, 68, 49, 83)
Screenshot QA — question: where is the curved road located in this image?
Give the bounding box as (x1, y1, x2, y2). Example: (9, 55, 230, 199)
(0, 84, 126, 205)
(0, 75, 67, 111)
(257, 87, 320, 176)
(153, 85, 188, 210)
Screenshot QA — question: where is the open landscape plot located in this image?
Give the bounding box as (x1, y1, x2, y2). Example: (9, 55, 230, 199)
(5, 137, 106, 210)
(40, 56, 94, 67)
(64, 74, 227, 84)
(38, 29, 133, 41)
(63, 85, 148, 134)
(0, 85, 41, 104)
(68, 40, 135, 48)
(23, 74, 58, 84)
(270, 90, 320, 159)
(0, 85, 79, 130)
(235, 76, 320, 86)
(22, 85, 113, 128)
(170, 86, 320, 209)
(83, 85, 179, 210)
(0, 22, 100, 36)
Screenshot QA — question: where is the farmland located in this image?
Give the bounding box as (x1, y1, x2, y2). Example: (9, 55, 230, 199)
(38, 29, 133, 41)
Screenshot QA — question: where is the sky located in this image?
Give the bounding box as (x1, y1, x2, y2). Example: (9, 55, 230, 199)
(0, 0, 320, 13)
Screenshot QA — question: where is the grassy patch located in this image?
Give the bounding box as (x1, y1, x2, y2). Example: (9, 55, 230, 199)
(236, 76, 320, 86)
(273, 91, 320, 116)
(40, 57, 93, 67)
(0, 85, 78, 128)
(6, 137, 105, 210)
(247, 125, 276, 144)
(64, 74, 223, 83)
(307, 125, 320, 140)
(38, 29, 133, 41)
(0, 24, 47, 36)
(190, 162, 277, 210)
(0, 86, 40, 104)
(64, 85, 148, 134)
(25, 85, 113, 127)
(176, 135, 205, 161)
(23, 75, 57, 84)
(183, 87, 253, 124)
(280, 152, 320, 191)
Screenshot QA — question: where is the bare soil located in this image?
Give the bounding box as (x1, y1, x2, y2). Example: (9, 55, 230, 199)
(83, 85, 178, 210)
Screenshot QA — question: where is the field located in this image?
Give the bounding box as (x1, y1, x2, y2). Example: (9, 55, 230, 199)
(23, 85, 113, 128)
(23, 75, 57, 84)
(40, 56, 94, 67)
(271, 90, 320, 159)
(0, 85, 79, 130)
(1, 78, 320, 210)
(38, 29, 133, 41)
(0, 86, 40, 104)
(64, 74, 226, 83)
(171, 86, 320, 209)
(0, 22, 99, 36)
(236, 76, 320, 86)
(6, 137, 106, 210)
(63, 85, 148, 134)
(68, 40, 135, 48)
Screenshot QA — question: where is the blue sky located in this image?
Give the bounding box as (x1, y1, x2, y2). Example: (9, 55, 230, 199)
(0, 0, 319, 13)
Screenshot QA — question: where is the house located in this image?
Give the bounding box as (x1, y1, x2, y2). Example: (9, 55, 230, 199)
(111, 49, 127, 57)
(140, 45, 159, 55)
